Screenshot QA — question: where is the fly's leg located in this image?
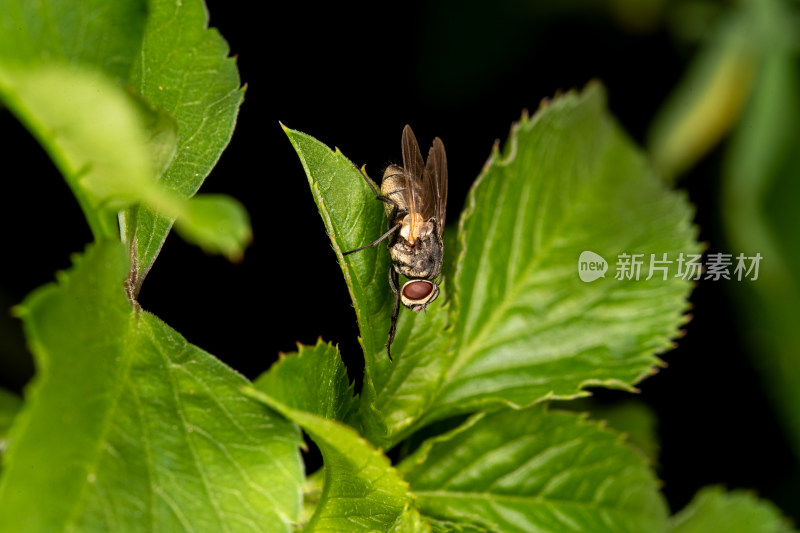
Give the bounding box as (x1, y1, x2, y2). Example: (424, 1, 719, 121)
(342, 223, 400, 256)
(355, 165, 396, 209)
(386, 266, 401, 362)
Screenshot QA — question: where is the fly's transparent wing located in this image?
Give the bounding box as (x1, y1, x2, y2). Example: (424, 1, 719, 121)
(424, 137, 448, 233)
(401, 125, 426, 220)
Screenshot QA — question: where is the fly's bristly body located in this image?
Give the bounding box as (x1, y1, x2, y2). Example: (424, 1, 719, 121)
(343, 125, 448, 361)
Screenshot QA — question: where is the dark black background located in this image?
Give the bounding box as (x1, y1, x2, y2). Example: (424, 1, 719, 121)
(1, 0, 797, 522)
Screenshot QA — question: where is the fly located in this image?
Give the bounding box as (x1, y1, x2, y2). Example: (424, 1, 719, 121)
(344, 125, 448, 361)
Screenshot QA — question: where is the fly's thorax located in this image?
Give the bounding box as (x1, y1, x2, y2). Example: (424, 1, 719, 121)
(400, 213, 434, 245)
(400, 279, 439, 310)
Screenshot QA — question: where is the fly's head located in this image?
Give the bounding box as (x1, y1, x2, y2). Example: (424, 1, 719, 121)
(400, 279, 439, 311)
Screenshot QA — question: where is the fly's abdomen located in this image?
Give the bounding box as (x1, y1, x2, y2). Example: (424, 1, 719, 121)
(381, 166, 407, 219)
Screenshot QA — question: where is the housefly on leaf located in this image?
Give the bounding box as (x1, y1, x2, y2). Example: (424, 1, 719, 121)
(344, 125, 448, 361)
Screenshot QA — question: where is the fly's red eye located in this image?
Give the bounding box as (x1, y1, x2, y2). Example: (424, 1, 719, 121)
(403, 281, 433, 301)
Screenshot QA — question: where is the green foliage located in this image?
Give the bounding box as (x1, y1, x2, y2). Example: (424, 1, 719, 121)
(0, 0, 290, 531)
(399, 406, 667, 532)
(649, 0, 800, 466)
(286, 84, 699, 446)
(577, 400, 660, 465)
(254, 339, 356, 421)
(434, 85, 697, 425)
(668, 487, 796, 533)
(0, 243, 303, 532)
(280, 84, 795, 531)
(244, 388, 415, 532)
(1, 0, 796, 531)
(720, 0, 800, 462)
(0, 0, 250, 278)
(0, 0, 146, 81)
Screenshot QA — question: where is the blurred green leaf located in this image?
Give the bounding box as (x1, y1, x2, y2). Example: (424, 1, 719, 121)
(648, 6, 757, 181)
(244, 387, 415, 532)
(0, 0, 148, 238)
(123, 0, 246, 294)
(0, 65, 158, 239)
(668, 486, 797, 533)
(173, 193, 252, 261)
(592, 400, 660, 464)
(253, 339, 356, 421)
(722, 0, 800, 460)
(399, 405, 668, 533)
(0, 242, 304, 532)
(0, 0, 146, 81)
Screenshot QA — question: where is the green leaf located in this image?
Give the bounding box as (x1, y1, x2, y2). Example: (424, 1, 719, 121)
(399, 405, 668, 533)
(668, 486, 797, 533)
(253, 339, 356, 421)
(425, 85, 698, 426)
(124, 0, 246, 293)
(0, 0, 147, 81)
(283, 125, 455, 447)
(366, 295, 452, 445)
(244, 388, 414, 532)
(0, 242, 303, 532)
(282, 125, 395, 370)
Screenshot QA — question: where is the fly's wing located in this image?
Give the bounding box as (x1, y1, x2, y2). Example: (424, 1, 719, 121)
(424, 136, 448, 235)
(401, 125, 426, 220)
